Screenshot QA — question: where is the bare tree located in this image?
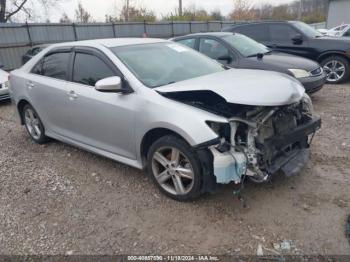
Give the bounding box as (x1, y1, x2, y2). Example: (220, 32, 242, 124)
(59, 12, 71, 23)
(74, 2, 92, 23)
(0, 0, 60, 22)
(234, 0, 327, 23)
(258, 3, 273, 20)
(229, 0, 256, 21)
(210, 9, 224, 21)
(119, 0, 156, 22)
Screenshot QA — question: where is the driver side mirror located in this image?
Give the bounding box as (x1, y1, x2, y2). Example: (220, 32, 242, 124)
(95, 76, 133, 94)
(217, 54, 233, 64)
(292, 34, 303, 45)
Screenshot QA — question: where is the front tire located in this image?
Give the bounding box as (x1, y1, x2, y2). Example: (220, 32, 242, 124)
(321, 56, 350, 84)
(147, 135, 203, 201)
(22, 104, 49, 144)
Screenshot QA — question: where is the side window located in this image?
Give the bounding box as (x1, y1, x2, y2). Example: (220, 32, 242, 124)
(177, 38, 196, 49)
(199, 38, 230, 60)
(344, 28, 350, 37)
(31, 60, 43, 75)
(335, 25, 347, 31)
(31, 52, 70, 80)
(269, 24, 298, 42)
(235, 24, 270, 42)
(73, 53, 115, 86)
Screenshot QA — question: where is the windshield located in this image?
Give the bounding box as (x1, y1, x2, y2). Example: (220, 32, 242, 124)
(222, 34, 269, 57)
(292, 21, 323, 38)
(110, 42, 225, 88)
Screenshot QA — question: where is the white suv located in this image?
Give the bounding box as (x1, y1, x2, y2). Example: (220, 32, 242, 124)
(0, 64, 10, 101)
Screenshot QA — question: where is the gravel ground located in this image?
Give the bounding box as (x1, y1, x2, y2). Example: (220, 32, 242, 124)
(0, 83, 349, 256)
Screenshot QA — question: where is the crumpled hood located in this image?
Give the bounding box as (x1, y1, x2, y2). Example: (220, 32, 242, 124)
(155, 69, 305, 106)
(0, 69, 8, 84)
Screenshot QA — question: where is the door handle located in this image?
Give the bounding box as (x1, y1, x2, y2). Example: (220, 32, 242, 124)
(27, 82, 34, 90)
(67, 90, 78, 100)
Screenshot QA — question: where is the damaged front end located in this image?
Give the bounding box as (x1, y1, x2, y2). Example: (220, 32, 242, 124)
(164, 91, 321, 186)
(207, 95, 321, 185)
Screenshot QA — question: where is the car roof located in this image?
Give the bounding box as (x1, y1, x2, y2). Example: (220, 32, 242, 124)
(172, 32, 234, 40)
(182, 32, 232, 37)
(226, 21, 295, 28)
(49, 38, 168, 49)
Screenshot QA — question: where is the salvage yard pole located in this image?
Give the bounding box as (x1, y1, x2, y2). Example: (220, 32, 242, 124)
(25, 22, 33, 47)
(298, 0, 303, 20)
(179, 0, 183, 16)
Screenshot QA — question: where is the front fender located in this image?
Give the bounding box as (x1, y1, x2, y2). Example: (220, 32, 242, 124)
(134, 96, 229, 162)
(317, 51, 350, 62)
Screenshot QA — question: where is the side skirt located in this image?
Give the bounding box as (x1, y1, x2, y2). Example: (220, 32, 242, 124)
(45, 131, 143, 170)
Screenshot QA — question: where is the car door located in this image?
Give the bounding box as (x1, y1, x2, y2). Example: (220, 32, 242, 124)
(198, 37, 237, 67)
(28, 50, 72, 135)
(64, 48, 137, 159)
(267, 23, 310, 58)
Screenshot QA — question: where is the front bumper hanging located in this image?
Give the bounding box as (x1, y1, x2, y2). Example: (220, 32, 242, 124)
(204, 116, 321, 186)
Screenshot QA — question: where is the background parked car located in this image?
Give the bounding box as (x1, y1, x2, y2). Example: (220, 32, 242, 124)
(223, 21, 350, 84)
(321, 24, 349, 37)
(317, 28, 329, 35)
(334, 25, 350, 37)
(172, 32, 325, 94)
(22, 44, 50, 65)
(0, 62, 10, 101)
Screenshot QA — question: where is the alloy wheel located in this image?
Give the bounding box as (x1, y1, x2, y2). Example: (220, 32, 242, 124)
(151, 146, 194, 196)
(24, 107, 42, 140)
(323, 60, 346, 82)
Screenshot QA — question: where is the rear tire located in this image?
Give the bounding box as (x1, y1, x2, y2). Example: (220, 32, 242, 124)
(22, 104, 49, 144)
(147, 135, 203, 201)
(321, 55, 350, 84)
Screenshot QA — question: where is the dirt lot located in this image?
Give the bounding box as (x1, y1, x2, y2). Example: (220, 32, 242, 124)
(0, 83, 349, 256)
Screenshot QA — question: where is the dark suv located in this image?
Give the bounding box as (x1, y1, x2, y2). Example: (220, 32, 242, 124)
(223, 21, 350, 84)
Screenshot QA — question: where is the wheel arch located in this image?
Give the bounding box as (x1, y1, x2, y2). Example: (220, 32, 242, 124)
(317, 51, 350, 63)
(140, 128, 190, 167)
(17, 99, 30, 125)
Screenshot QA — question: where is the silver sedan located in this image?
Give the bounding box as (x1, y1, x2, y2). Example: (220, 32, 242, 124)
(0, 66, 10, 101)
(9, 38, 321, 201)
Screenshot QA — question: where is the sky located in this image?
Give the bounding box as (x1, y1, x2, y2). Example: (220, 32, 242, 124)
(36, 0, 296, 22)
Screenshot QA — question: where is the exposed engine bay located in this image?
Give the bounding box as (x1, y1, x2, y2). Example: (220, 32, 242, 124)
(162, 90, 321, 184)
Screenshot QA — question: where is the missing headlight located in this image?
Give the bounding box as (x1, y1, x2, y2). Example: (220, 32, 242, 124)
(206, 121, 230, 138)
(301, 93, 314, 117)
